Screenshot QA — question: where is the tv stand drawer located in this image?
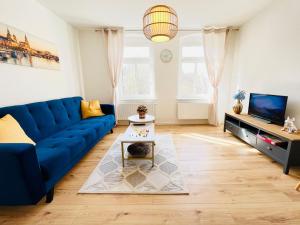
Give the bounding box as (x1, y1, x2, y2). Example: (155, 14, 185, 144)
(238, 129, 257, 146)
(256, 139, 287, 163)
(225, 121, 240, 136)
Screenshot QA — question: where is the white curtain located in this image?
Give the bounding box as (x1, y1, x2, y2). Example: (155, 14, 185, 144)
(102, 28, 124, 123)
(203, 28, 228, 126)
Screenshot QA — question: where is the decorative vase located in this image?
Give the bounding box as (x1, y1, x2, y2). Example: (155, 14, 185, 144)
(138, 111, 146, 119)
(233, 100, 243, 114)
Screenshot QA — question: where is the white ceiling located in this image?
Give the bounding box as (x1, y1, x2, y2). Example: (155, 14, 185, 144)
(38, 0, 274, 29)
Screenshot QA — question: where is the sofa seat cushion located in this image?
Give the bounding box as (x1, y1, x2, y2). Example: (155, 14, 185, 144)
(63, 124, 100, 145)
(35, 115, 114, 182)
(36, 135, 86, 180)
(37, 135, 86, 158)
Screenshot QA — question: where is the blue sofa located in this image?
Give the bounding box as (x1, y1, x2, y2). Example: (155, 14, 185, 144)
(0, 97, 115, 205)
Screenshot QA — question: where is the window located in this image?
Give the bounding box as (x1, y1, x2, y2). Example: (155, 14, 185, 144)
(177, 34, 210, 100)
(119, 34, 155, 100)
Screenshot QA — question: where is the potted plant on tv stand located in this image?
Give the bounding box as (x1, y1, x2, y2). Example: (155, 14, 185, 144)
(233, 90, 246, 114)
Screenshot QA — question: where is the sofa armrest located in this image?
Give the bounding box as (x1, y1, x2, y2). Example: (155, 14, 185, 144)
(0, 144, 46, 205)
(101, 104, 115, 115)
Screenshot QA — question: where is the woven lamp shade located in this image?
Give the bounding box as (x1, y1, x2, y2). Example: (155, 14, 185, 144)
(143, 5, 178, 42)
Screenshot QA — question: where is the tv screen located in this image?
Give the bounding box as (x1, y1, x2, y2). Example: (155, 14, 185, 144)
(248, 93, 288, 125)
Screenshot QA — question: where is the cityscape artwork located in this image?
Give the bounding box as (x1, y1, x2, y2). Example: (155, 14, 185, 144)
(0, 23, 60, 70)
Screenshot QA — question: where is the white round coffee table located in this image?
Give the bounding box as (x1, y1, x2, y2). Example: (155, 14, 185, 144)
(128, 114, 155, 124)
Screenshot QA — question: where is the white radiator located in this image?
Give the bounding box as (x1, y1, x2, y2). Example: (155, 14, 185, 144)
(118, 103, 156, 120)
(177, 102, 209, 119)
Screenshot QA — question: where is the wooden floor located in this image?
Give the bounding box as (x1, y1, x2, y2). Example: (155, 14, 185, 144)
(1, 125, 300, 225)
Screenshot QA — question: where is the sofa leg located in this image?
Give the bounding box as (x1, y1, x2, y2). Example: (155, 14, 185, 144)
(110, 129, 113, 134)
(46, 187, 54, 203)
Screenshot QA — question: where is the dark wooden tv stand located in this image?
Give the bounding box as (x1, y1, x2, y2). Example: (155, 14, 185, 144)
(224, 112, 300, 174)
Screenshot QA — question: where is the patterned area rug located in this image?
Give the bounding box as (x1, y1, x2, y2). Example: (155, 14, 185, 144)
(79, 134, 188, 194)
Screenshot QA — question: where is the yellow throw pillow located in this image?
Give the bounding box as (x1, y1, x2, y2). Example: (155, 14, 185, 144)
(0, 114, 35, 145)
(81, 100, 105, 119)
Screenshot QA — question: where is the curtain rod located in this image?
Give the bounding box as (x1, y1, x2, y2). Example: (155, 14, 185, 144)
(95, 27, 239, 32)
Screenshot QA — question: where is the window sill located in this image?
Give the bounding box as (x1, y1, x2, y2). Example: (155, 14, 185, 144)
(176, 98, 211, 104)
(119, 99, 158, 104)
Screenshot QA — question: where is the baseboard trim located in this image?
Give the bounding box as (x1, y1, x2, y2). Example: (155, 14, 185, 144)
(117, 119, 208, 125)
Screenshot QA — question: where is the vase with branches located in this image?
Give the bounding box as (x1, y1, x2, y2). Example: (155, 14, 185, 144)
(233, 90, 246, 114)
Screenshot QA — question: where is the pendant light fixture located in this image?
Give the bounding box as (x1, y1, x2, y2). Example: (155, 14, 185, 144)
(143, 5, 178, 43)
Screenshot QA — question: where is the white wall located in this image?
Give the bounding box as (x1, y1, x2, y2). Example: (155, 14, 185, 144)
(229, 0, 300, 126)
(78, 30, 236, 124)
(0, 0, 83, 107)
(153, 32, 183, 124)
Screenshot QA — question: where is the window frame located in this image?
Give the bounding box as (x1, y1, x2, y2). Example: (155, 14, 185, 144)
(177, 34, 211, 101)
(119, 34, 156, 101)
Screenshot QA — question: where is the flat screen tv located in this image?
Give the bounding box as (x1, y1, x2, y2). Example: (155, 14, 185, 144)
(248, 93, 288, 125)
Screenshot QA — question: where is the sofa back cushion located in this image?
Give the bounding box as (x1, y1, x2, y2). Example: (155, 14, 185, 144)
(0, 97, 82, 142)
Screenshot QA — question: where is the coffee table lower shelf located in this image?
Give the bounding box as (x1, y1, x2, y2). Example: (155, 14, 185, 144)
(121, 141, 155, 167)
